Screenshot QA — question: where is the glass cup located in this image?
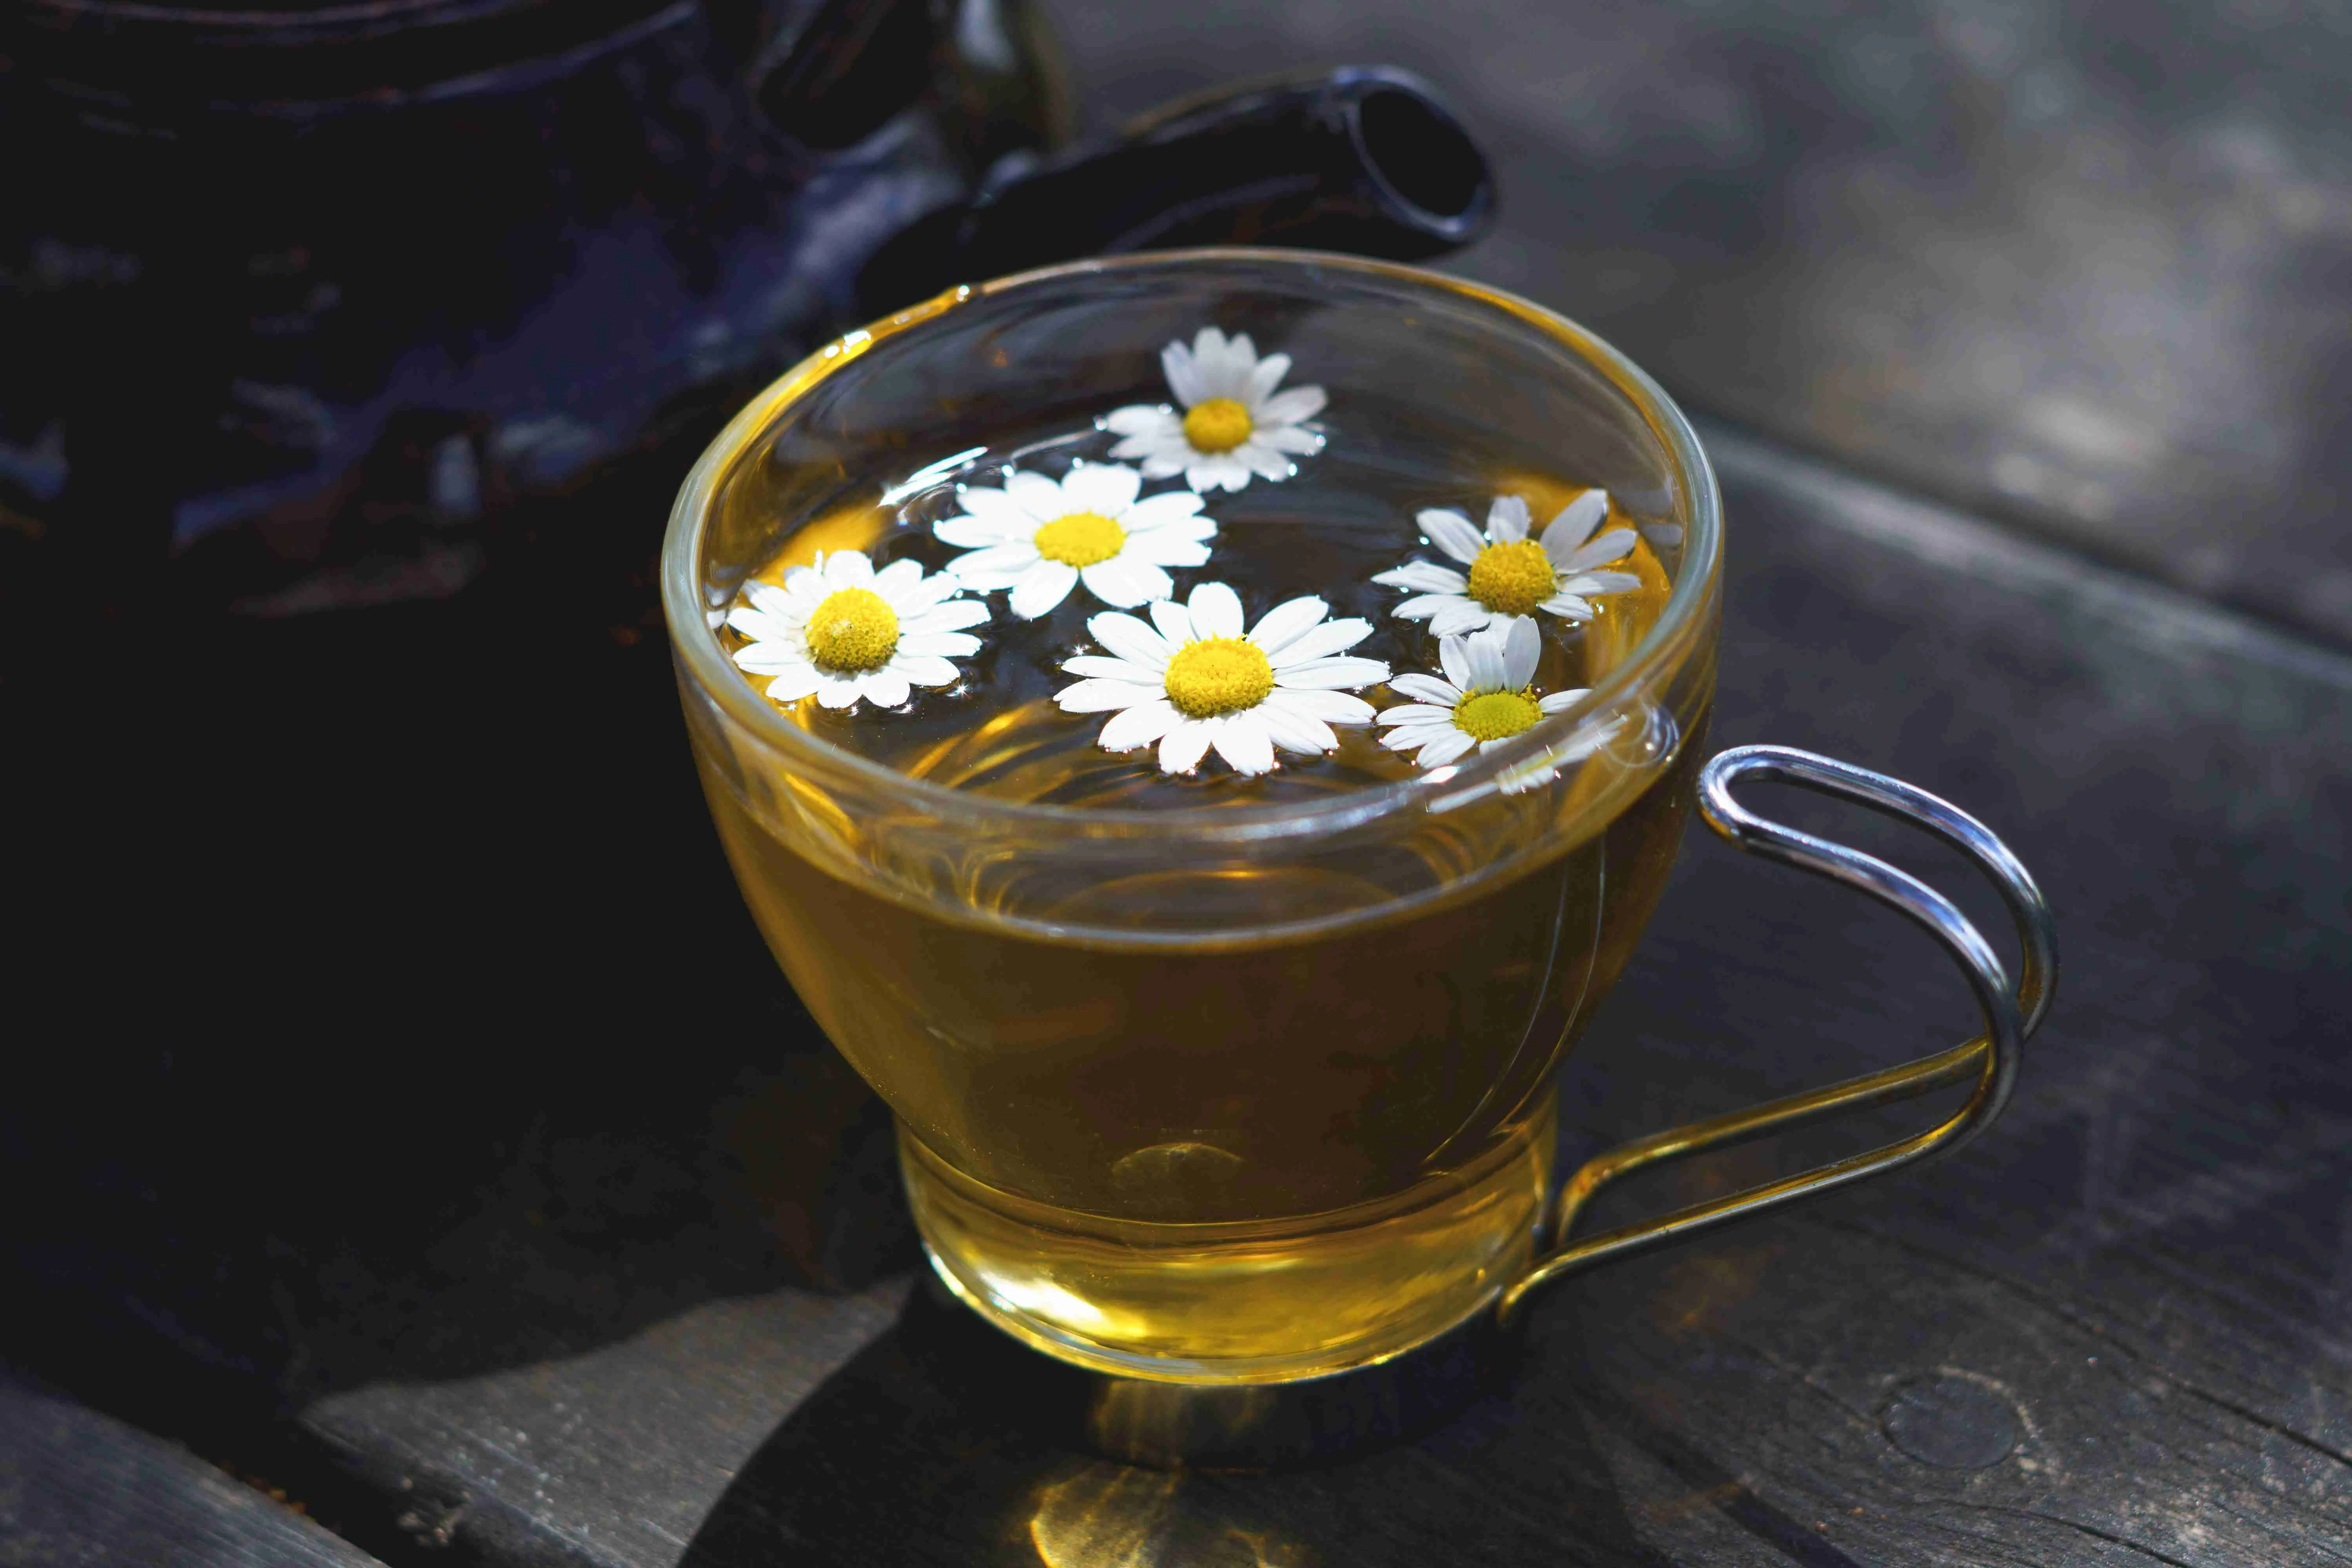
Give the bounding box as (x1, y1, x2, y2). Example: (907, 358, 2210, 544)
(661, 250, 2055, 1462)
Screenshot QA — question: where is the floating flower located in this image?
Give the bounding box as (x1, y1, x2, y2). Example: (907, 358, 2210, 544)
(1378, 619, 1590, 788)
(1104, 327, 1326, 493)
(728, 549, 986, 711)
(1373, 491, 1640, 636)
(937, 462, 1214, 619)
(1054, 581, 1388, 775)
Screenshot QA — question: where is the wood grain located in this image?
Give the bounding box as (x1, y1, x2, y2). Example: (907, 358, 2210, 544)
(0, 1369, 382, 1568)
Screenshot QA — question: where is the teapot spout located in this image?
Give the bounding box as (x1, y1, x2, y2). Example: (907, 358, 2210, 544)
(858, 66, 1495, 314)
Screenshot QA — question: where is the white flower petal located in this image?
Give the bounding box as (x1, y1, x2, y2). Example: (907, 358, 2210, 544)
(1538, 688, 1589, 713)
(1260, 423, 1323, 456)
(1062, 462, 1142, 517)
(900, 631, 981, 658)
(732, 642, 804, 674)
(1245, 595, 1328, 654)
(821, 549, 873, 586)
(871, 557, 926, 597)
(891, 570, 966, 612)
(727, 605, 792, 645)
(1256, 384, 1326, 425)
(1388, 673, 1462, 706)
(1557, 530, 1638, 574)
(1063, 654, 1160, 683)
(1057, 677, 1164, 713)
(1272, 655, 1389, 690)
(1265, 617, 1372, 668)
(1256, 701, 1338, 756)
(1374, 561, 1468, 594)
(1562, 569, 1644, 597)
(955, 485, 1033, 526)
(947, 543, 1039, 590)
(1147, 599, 1196, 647)
(1539, 491, 1609, 559)
(1487, 495, 1532, 543)
(1462, 629, 1506, 692)
(1269, 688, 1377, 725)
(1238, 440, 1293, 481)
(1133, 446, 1189, 479)
(1122, 490, 1208, 530)
(1190, 454, 1254, 493)
(815, 673, 865, 709)
(902, 598, 989, 633)
(1162, 340, 1207, 407)
(859, 669, 911, 709)
(1439, 635, 1472, 691)
(1197, 328, 1255, 401)
(1539, 593, 1597, 622)
(765, 664, 828, 703)
(1090, 610, 1176, 669)
(779, 564, 828, 601)
(1385, 725, 1452, 753)
(743, 579, 800, 619)
(1428, 599, 1497, 637)
(1098, 697, 1181, 752)
(894, 655, 963, 688)
(1501, 617, 1541, 690)
(1212, 712, 1277, 775)
(1419, 509, 1486, 565)
(1008, 560, 1080, 619)
(1416, 728, 1477, 767)
(935, 514, 1018, 550)
(1158, 720, 1214, 774)
(1392, 591, 1463, 622)
(1244, 350, 1291, 406)
(1187, 581, 1245, 639)
(1081, 555, 1171, 608)
(1105, 403, 1177, 437)
(1377, 702, 1458, 725)
(1005, 470, 1066, 521)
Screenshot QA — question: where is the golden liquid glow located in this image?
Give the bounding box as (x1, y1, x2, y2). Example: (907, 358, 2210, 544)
(695, 472, 1704, 1379)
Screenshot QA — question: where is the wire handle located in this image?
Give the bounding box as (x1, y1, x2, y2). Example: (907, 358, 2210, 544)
(1497, 745, 2057, 1323)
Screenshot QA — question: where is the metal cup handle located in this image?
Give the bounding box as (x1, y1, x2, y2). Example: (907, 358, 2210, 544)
(1497, 744, 2058, 1323)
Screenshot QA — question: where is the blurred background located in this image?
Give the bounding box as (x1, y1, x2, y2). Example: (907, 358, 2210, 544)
(1044, 0, 2352, 641)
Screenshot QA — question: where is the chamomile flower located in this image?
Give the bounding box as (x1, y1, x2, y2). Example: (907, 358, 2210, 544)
(1373, 491, 1640, 636)
(728, 549, 986, 711)
(1378, 618, 1590, 788)
(1054, 581, 1388, 776)
(1104, 327, 1327, 493)
(937, 462, 1214, 618)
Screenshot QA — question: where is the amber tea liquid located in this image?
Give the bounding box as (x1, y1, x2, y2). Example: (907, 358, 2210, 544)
(695, 408, 1705, 1381)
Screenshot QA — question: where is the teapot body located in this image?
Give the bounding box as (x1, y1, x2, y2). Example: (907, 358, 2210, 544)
(2, 0, 1071, 616)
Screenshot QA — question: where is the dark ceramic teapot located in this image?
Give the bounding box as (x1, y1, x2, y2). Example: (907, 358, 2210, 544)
(1, 0, 1495, 630)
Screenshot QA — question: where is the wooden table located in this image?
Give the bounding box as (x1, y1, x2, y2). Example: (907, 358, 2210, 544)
(6, 3, 2350, 1564)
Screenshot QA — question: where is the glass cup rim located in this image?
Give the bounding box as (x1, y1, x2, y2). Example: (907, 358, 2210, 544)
(661, 246, 1722, 846)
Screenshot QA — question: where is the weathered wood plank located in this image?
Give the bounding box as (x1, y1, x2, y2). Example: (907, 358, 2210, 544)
(0, 1369, 382, 1568)
(1044, 0, 2352, 646)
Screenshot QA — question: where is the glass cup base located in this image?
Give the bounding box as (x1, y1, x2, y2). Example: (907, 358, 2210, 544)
(900, 1091, 1555, 1386)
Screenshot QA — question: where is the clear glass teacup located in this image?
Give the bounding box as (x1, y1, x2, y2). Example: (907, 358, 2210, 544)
(662, 250, 2053, 1462)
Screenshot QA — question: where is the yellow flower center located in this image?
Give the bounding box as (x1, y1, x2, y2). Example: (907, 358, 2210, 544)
(1162, 637, 1274, 718)
(1454, 689, 1544, 743)
(1465, 538, 1558, 617)
(1182, 397, 1254, 454)
(1033, 510, 1127, 568)
(803, 586, 899, 673)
